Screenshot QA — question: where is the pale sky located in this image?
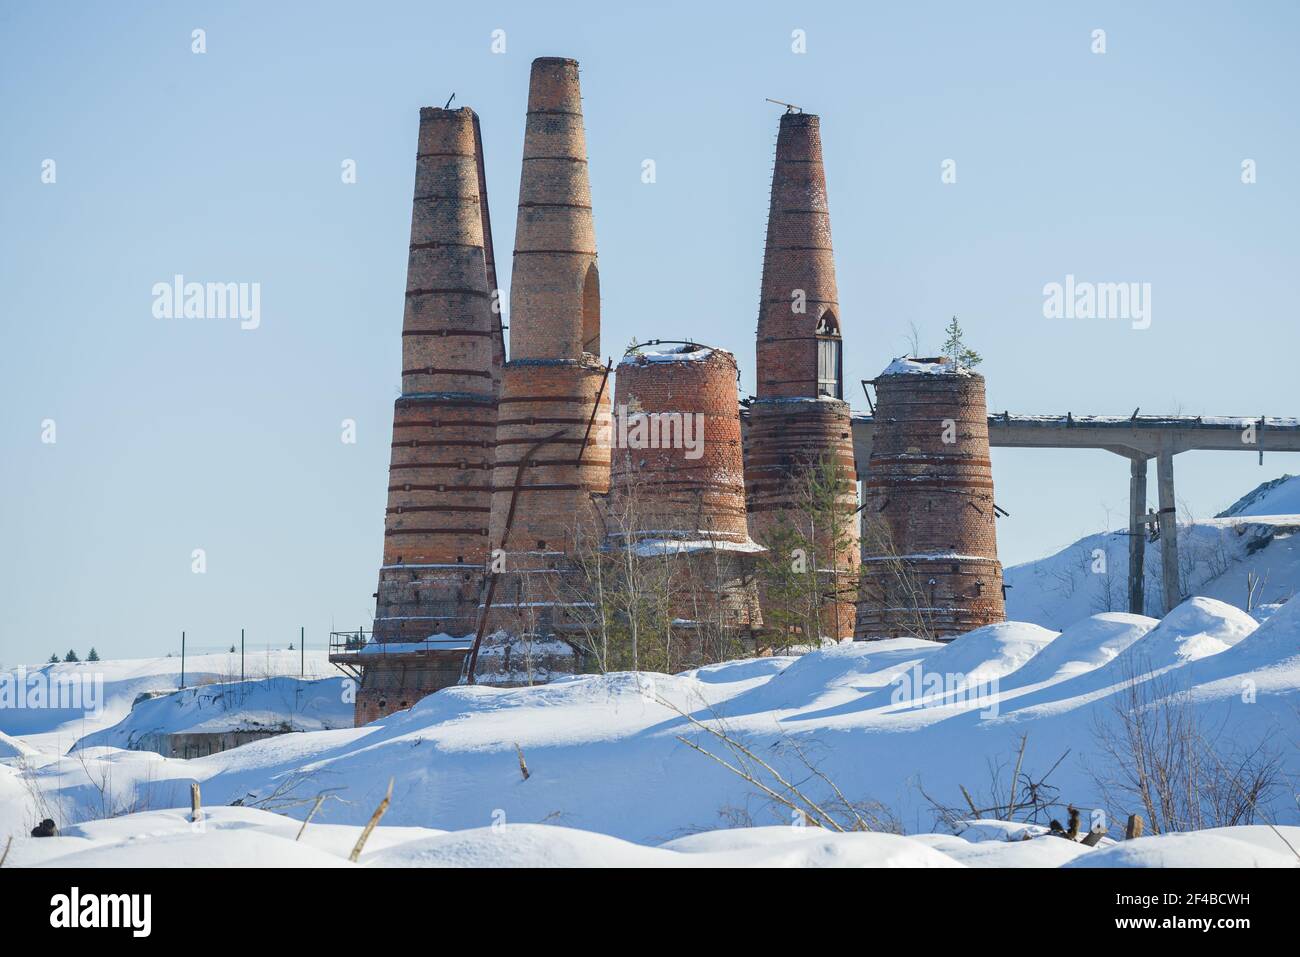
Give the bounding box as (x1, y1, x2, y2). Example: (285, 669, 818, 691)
(2, 1, 1297, 663)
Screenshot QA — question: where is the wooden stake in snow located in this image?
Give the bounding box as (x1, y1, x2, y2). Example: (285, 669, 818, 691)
(348, 777, 394, 863)
(0, 835, 12, 868)
(296, 793, 328, 842)
(190, 782, 202, 823)
(514, 742, 531, 781)
(1125, 813, 1144, 840)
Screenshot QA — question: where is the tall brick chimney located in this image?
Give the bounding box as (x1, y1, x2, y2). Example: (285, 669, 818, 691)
(855, 359, 1006, 640)
(475, 57, 612, 684)
(342, 106, 502, 725)
(509, 56, 600, 361)
(744, 110, 860, 639)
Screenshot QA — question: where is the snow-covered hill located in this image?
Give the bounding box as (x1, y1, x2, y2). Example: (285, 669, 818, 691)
(0, 650, 334, 755)
(1006, 475, 1300, 629)
(72, 676, 353, 753)
(5, 595, 1298, 859)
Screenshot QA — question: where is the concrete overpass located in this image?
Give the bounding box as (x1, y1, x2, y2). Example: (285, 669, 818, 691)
(850, 412, 1300, 616)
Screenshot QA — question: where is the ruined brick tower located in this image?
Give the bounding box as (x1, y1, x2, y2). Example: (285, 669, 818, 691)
(610, 345, 763, 656)
(744, 110, 860, 640)
(855, 359, 1006, 640)
(472, 57, 612, 684)
(339, 106, 503, 724)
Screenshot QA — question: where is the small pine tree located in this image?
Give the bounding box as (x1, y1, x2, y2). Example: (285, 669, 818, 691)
(229, 644, 237, 653)
(941, 315, 982, 369)
(87, 647, 100, 662)
(288, 642, 295, 651)
(63, 649, 80, 663)
(48, 653, 60, 664)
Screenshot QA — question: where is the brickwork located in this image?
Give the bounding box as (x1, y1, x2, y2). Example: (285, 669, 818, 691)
(745, 398, 860, 637)
(756, 112, 841, 401)
(354, 106, 501, 723)
(476, 58, 611, 669)
(611, 346, 763, 640)
(509, 57, 600, 361)
(854, 363, 1006, 640)
(744, 111, 860, 639)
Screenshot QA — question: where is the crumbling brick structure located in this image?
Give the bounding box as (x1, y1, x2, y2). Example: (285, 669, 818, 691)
(744, 110, 860, 639)
(608, 344, 763, 654)
(345, 106, 503, 723)
(855, 359, 1006, 640)
(472, 58, 612, 685)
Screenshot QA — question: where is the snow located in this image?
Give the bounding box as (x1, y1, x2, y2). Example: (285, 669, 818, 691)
(632, 536, 765, 557)
(71, 676, 354, 752)
(0, 729, 39, 760)
(7, 475, 1300, 866)
(879, 356, 970, 376)
(1065, 832, 1299, 868)
(0, 650, 334, 755)
(1000, 613, 1154, 687)
(1006, 474, 1300, 630)
(619, 344, 717, 366)
(5, 803, 1291, 868)
(1217, 474, 1300, 517)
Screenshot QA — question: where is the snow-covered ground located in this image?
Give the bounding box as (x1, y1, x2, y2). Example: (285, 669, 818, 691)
(1006, 475, 1300, 628)
(71, 676, 353, 752)
(2, 805, 1296, 869)
(3, 594, 1298, 866)
(5, 478, 1300, 867)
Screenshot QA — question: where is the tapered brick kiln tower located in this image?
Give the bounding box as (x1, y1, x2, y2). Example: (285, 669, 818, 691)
(610, 344, 763, 658)
(855, 358, 1006, 640)
(333, 106, 503, 724)
(471, 57, 612, 685)
(744, 110, 860, 640)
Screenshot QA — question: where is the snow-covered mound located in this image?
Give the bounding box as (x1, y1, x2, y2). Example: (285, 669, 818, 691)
(1001, 613, 1154, 688)
(1117, 597, 1256, 671)
(72, 676, 353, 752)
(1006, 475, 1300, 630)
(903, 622, 1057, 684)
(1065, 831, 1300, 868)
(4, 805, 1292, 868)
(0, 651, 334, 754)
(1218, 474, 1300, 518)
(0, 729, 39, 761)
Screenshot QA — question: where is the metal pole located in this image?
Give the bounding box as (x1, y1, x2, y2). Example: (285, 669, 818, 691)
(181, 631, 186, 689)
(300, 626, 304, 677)
(1127, 457, 1147, 615)
(241, 628, 245, 683)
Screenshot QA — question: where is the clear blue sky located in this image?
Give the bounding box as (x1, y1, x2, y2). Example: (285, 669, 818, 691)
(2, 1, 1297, 663)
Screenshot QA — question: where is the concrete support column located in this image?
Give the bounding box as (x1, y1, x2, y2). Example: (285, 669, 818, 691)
(1156, 447, 1181, 613)
(1127, 456, 1147, 615)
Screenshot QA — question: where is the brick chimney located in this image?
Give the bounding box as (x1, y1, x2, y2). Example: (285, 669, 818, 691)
(353, 106, 502, 723)
(744, 110, 860, 640)
(476, 58, 612, 682)
(509, 56, 600, 361)
(756, 111, 841, 400)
